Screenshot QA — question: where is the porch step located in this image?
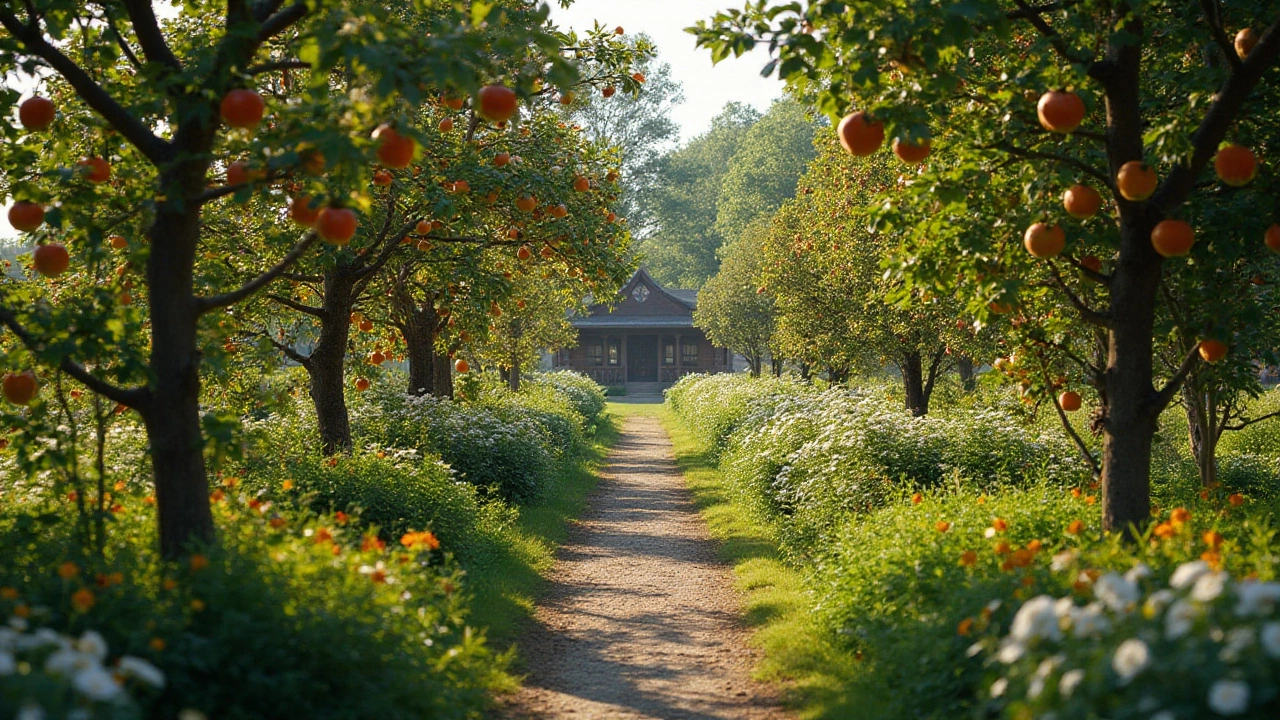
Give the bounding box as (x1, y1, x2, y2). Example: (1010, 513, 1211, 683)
(625, 382, 666, 395)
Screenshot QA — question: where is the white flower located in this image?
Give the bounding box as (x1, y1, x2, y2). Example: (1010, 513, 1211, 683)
(1234, 581, 1280, 617)
(1028, 675, 1045, 699)
(1170, 561, 1211, 590)
(1095, 572, 1140, 613)
(1124, 563, 1153, 583)
(72, 665, 122, 702)
(1192, 572, 1228, 602)
(1145, 589, 1176, 616)
(1207, 679, 1250, 716)
(16, 704, 45, 720)
(1111, 638, 1150, 683)
(997, 640, 1026, 664)
(1070, 603, 1111, 639)
(1220, 627, 1256, 663)
(1150, 712, 1175, 720)
(118, 655, 165, 688)
(1035, 655, 1065, 678)
(0, 650, 14, 675)
(1166, 599, 1199, 639)
(1261, 622, 1280, 658)
(1010, 595, 1063, 642)
(75, 630, 108, 661)
(44, 649, 95, 675)
(1059, 668, 1085, 697)
(990, 677, 1008, 698)
(1051, 550, 1077, 572)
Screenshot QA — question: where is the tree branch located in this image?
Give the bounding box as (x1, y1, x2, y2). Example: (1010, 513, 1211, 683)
(995, 141, 1111, 186)
(1223, 408, 1280, 432)
(1151, 343, 1203, 414)
(258, 2, 308, 42)
(121, 0, 182, 71)
(0, 11, 171, 165)
(194, 232, 319, 314)
(247, 59, 310, 75)
(0, 306, 150, 409)
(266, 293, 325, 318)
(1010, 0, 1090, 64)
(1198, 0, 1243, 71)
(1039, 355, 1100, 477)
(1047, 260, 1113, 328)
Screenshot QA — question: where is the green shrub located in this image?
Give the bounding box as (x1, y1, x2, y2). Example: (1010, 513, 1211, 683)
(525, 371, 607, 429)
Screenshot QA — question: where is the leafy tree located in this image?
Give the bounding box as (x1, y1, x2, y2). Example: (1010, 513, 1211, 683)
(472, 272, 582, 391)
(693, 1, 1280, 531)
(714, 99, 818, 241)
(694, 217, 778, 376)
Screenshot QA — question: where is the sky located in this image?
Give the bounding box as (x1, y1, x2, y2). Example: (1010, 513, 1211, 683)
(547, 0, 785, 141)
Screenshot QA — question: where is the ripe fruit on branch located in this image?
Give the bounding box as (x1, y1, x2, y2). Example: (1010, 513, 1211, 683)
(615, 26, 624, 34)
(19, 96, 55, 130)
(2, 372, 37, 405)
(516, 195, 537, 212)
(1151, 220, 1194, 257)
(1059, 391, 1082, 412)
(549, 204, 569, 218)
(359, 319, 373, 332)
(477, 85, 518, 123)
(77, 157, 111, 184)
(602, 86, 616, 98)
(316, 207, 357, 245)
(1236, 28, 1259, 59)
(439, 117, 454, 132)
(892, 138, 931, 164)
(573, 175, 590, 192)
(33, 243, 70, 277)
(220, 89, 265, 129)
(109, 235, 127, 250)
(372, 170, 393, 187)
(1080, 255, 1102, 273)
(1037, 90, 1085, 133)
(558, 92, 575, 105)
(1063, 184, 1102, 219)
(517, 244, 532, 261)
(1116, 161, 1157, 201)
(454, 358, 469, 373)
(290, 196, 321, 227)
(369, 352, 386, 366)
(8, 201, 45, 232)
(355, 378, 371, 391)
(494, 152, 510, 167)
(415, 220, 431, 235)
(1266, 224, 1280, 253)
(632, 73, 646, 84)
(1198, 339, 1227, 363)
(1023, 222, 1066, 258)
(227, 160, 263, 186)
(441, 94, 465, 111)
(837, 111, 884, 156)
(372, 125, 415, 168)
(451, 179, 470, 194)
(1214, 144, 1256, 186)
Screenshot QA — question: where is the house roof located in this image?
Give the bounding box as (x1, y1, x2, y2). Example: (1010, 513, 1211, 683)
(572, 316, 697, 328)
(571, 267, 699, 329)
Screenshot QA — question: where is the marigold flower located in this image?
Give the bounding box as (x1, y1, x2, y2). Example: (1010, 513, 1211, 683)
(401, 531, 441, 550)
(1199, 489, 1210, 501)
(911, 493, 923, 504)
(994, 541, 1012, 556)
(71, 587, 96, 612)
(1201, 550, 1223, 570)
(190, 599, 205, 612)
(162, 579, 178, 591)
(977, 496, 987, 505)
(957, 617, 974, 636)
(110, 504, 123, 514)
(1026, 539, 1042, 553)
(223, 477, 239, 488)
(1066, 520, 1085, 535)
(1170, 507, 1191, 525)
(361, 535, 386, 552)
(959, 551, 978, 567)
(1071, 487, 1082, 498)
(58, 561, 80, 579)
(113, 481, 126, 492)
(143, 496, 155, 505)
(189, 554, 208, 571)
(1000, 559, 1015, 572)
(1010, 549, 1033, 568)
(1084, 495, 1096, 505)
(1228, 493, 1245, 507)
(327, 458, 338, 468)
(281, 480, 295, 491)
(149, 638, 166, 652)
(334, 511, 349, 524)
(935, 521, 951, 533)
(13, 604, 30, 618)
(1203, 530, 1224, 549)
(992, 518, 1008, 532)
(248, 498, 262, 510)
(370, 570, 387, 584)
(0, 586, 18, 599)
(315, 528, 334, 544)
(209, 489, 225, 503)
(1153, 521, 1177, 539)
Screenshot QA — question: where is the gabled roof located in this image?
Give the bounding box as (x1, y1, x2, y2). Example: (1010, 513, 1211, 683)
(618, 267, 698, 309)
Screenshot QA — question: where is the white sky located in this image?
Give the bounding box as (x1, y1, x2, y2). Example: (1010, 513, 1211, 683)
(548, 0, 784, 141)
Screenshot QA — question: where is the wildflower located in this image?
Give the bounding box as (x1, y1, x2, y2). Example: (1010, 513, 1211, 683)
(1010, 549, 1033, 568)
(209, 490, 225, 503)
(1112, 638, 1150, 684)
(109, 504, 123, 514)
(1199, 489, 1211, 501)
(189, 554, 208, 571)
(959, 551, 977, 567)
(1066, 520, 1084, 535)
(334, 511, 349, 524)
(1203, 530, 1224, 549)
(1260, 623, 1280, 658)
(1192, 571, 1227, 602)
(57, 562, 79, 579)
(957, 617, 974, 636)
(1071, 487, 1082, 498)
(149, 637, 166, 652)
(990, 677, 1008, 698)
(72, 666, 121, 702)
(911, 493, 923, 504)
(400, 531, 440, 550)
(248, 498, 262, 510)
(1059, 668, 1085, 697)
(222, 477, 239, 488)
(327, 458, 338, 467)
(1051, 550, 1077, 572)
(1026, 539, 1042, 553)
(143, 496, 155, 505)
(1152, 522, 1177, 539)
(13, 604, 29, 618)
(1170, 507, 1191, 525)
(268, 515, 286, 529)
(71, 588, 95, 612)
(190, 599, 205, 612)
(314, 528, 333, 544)
(1124, 563, 1152, 583)
(992, 518, 1007, 532)
(0, 587, 18, 599)
(1202, 550, 1223, 570)
(1084, 495, 1096, 505)
(370, 569, 387, 584)
(1094, 572, 1139, 613)
(117, 656, 165, 688)
(281, 480, 295, 491)
(1228, 493, 1245, 506)
(996, 641, 1025, 664)
(1235, 581, 1280, 617)
(113, 481, 126, 492)
(1165, 599, 1198, 639)
(1069, 602, 1110, 638)
(1220, 626, 1256, 663)
(67, 491, 78, 502)
(1171, 560, 1212, 590)
(935, 521, 951, 533)
(994, 541, 1012, 555)
(361, 535, 386, 552)
(76, 631, 108, 660)
(1207, 679, 1250, 716)
(977, 496, 987, 505)
(1009, 595, 1062, 643)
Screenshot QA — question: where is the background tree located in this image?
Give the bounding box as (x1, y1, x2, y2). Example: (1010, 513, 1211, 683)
(713, 99, 818, 241)
(694, 1, 1280, 532)
(694, 217, 777, 376)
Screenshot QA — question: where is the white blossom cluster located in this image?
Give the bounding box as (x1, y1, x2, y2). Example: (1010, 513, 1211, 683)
(985, 560, 1280, 718)
(0, 618, 163, 719)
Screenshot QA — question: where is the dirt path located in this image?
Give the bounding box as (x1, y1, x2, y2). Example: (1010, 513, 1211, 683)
(501, 414, 789, 720)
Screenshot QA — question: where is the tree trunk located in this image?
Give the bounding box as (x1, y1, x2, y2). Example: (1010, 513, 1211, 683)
(902, 351, 927, 417)
(433, 349, 454, 399)
(749, 356, 761, 377)
(146, 193, 214, 559)
(799, 362, 812, 382)
(398, 294, 439, 397)
(957, 357, 976, 391)
(508, 362, 521, 392)
(772, 356, 783, 376)
(1181, 379, 1219, 488)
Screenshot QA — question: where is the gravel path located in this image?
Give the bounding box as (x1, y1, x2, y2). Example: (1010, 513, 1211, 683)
(501, 414, 789, 720)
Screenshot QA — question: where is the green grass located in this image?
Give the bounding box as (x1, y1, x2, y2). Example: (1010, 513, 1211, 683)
(646, 403, 861, 719)
(464, 416, 620, 673)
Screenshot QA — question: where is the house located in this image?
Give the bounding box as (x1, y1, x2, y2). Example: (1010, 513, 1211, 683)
(553, 268, 733, 393)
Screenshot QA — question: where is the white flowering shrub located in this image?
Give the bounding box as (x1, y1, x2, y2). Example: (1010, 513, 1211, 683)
(981, 559, 1280, 718)
(524, 371, 607, 430)
(0, 623, 162, 719)
(665, 373, 817, 458)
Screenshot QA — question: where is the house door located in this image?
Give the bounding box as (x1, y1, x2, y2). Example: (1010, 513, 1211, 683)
(627, 335, 658, 382)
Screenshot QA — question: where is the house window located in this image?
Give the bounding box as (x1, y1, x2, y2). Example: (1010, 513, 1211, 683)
(587, 343, 604, 366)
(663, 340, 676, 366)
(557, 349, 571, 366)
(682, 340, 699, 365)
(607, 338, 621, 366)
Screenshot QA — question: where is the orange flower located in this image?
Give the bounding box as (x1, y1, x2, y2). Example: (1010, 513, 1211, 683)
(334, 511, 350, 524)
(370, 569, 387, 584)
(1228, 493, 1245, 507)
(1026, 539, 1043, 553)
(977, 496, 987, 505)
(58, 561, 80, 579)
(1170, 507, 1191, 525)
(911, 493, 923, 504)
(994, 541, 1012, 556)
(223, 477, 239, 488)
(281, 480, 295, 491)
(1066, 520, 1085, 535)
(400, 531, 441, 550)
(113, 481, 126, 492)
(959, 551, 978, 567)
(189, 554, 209, 571)
(361, 535, 386, 552)
(162, 578, 178, 591)
(209, 489, 225, 503)
(1203, 530, 1224, 549)
(1084, 495, 1096, 505)
(190, 599, 206, 612)
(143, 495, 155, 505)
(1199, 489, 1210, 501)
(327, 458, 338, 468)
(1071, 487, 1082, 498)
(1153, 521, 1177, 539)
(268, 515, 286, 529)
(110, 504, 123, 514)
(67, 490, 79, 502)
(1201, 550, 1223, 570)
(0, 587, 18, 600)
(149, 637, 166, 652)
(992, 518, 1008, 532)
(935, 521, 951, 533)
(248, 498, 262, 510)
(1010, 549, 1033, 568)
(314, 528, 334, 544)
(71, 587, 96, 612)
(957, 617, 974, 636)
(13, 604, 30, 618)
(1000, 559, 1015, 572)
